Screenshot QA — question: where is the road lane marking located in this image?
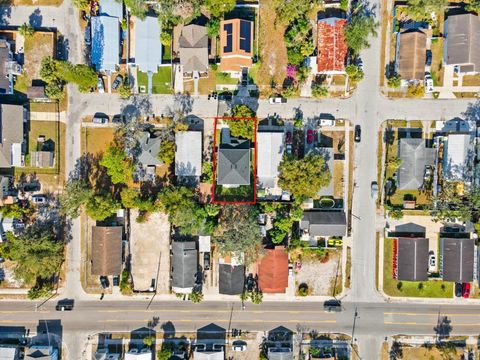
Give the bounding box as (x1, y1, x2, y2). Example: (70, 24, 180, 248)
(0, 320, 37, 324)
(98, 309, 335, 315)
(0, 311, 49, 314)
(385, 321, 480, 326)
(98, 319, 337, 324)
(385, 312, 480, 317)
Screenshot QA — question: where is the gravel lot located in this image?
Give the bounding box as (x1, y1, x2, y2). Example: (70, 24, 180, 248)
(294, 251, 341, 296)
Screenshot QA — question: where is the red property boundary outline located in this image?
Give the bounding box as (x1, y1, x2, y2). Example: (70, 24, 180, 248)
(211, 116, 257, 204)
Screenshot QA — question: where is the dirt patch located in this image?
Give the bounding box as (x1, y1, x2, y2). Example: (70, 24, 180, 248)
(294, 250, 341, 296)
(82, 127, 116, 155)
(256, 0, 288, 93)
(24, 32, 55, 83)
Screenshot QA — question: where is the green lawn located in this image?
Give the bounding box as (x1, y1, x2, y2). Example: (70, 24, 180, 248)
(383, 238, 453, 298)
(137, 66, 172, 94)
(430, 38, 444, 87)
(388, 190, 431, 207)
(215, 71, 239, 85)
(162, 44, 171, 62)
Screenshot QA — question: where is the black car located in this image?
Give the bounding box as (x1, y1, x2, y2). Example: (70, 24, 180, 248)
(100, 276, 109, 289)
(203, 253, 211, 271)
(354, 125, 361, 142)
(112, 114, 125, 124)
(112, 275, 120, 287)
(455, 282, 463, 297)
(84, 24, 91, 46)
(112, 74, 123, 90)
(425, 50, 432, 66)
(323, 299, 342, 312)
(55, 298, 74, 311)
(246, 274, 255, 292)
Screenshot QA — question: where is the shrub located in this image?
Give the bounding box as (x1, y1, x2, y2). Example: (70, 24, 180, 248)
(311, 83, 328, 98)
(387, 74, 401, 88)
(160, 32, 172, 47)
(407, 84, 425, 98)
(389, 209, 404, 220)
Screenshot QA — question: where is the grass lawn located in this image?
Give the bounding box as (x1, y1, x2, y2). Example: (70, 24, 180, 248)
(383, 238, 453, 298)
(29, 102, 58, 113)
(161, 44, 171, 62)
(345, 247, 351, 288)
(462, 74, 480, 86)
(388, 190, 431, 207)
(384, 127, 398, 180)
(215, 71, 239, 86)
(392, 346, 462, 360)
(430, 38, 444, 86)
(331, 75, 346, 86)
(81, 127, 116, 155)
(137, 66, 172, 94)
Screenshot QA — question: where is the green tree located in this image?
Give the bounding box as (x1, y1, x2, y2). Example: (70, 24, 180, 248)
(205, 0, 236, 18)
(281, 85, 299, 98)
(311, 83, 328, 98)
(27, 283, 53, 299)
(310, 347, 321, 358)
(387, 74, 402, 88)
(202, 162, 213, 183)
(340, 0, 348, 11)
(278, 154, 332, 199)
(345, 14, 378, 55)
(406, 0, 449, 21)
(18, 23, 35, 37)
(206, 17, 220, 37)
(157, 347, 172, 360)
(40, 57, 60, 84)
(72, 0, 89, 9)
(160, 32, 172, 47)
(143, 335, 155, 347)
(0, 229, 63, 286)
(275, 0, 313, 23)
(45, 82, 64, 100)
(190, 290, 204, 303)
(345, 64, 364, 83)
(205, 203, 220, 217)
(407, 83, 425, 98)
(250, 290, 263, 304)
(232, 104, 255, 118)
(99, 144, 134, 184)
(118, 78, 132, 99)
(59, 63, 98, 93)
(60, 180, 94, 218)
(124, 0, 147, 19)
(159, 140, 175, 166)
(467, 0, 480, 14)
(389, 209, 404, 220)
(120, 188, 139, 209)
(86, 192, 121, 221)
(214, 204, 262, 264)
(0, 203, 33, 219)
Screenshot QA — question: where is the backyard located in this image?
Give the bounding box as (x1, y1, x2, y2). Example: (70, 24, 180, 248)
(383, 238, 453, 298)
(137, 66, 172, 94)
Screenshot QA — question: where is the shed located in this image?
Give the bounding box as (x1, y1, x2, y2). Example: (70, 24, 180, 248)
(91, 226, 123, 276)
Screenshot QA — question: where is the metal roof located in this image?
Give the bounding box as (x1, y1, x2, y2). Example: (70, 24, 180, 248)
(443, 133, 474, 183)
(300, 211, 347, 237)
(135, 16, 162, 73)
(175, 131, 202, 178)
(171, 241, 197, 292)
(99, 0, 123, 18)
(397, 138, 435, 190)
(257, 132, 283, 188)
(441, 237, 474, 282)
(91, 15, 120, 72)
(397, 237, 429, 281)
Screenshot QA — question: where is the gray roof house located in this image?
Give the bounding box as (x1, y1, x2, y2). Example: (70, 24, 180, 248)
(217, 129, 250, 187)
(0, 104, 25, 168)
(257, 131, 284, 189)
(396, 237, 429, 281)
(443, 133, 475, 185)
(135, 16, 162, 74)
(175, 131, 202, 182)
(179, 24, 209, 74)
(219, 264, 245, 295)
(0, 39, 21, 95)
(441, 237, 474, 282)
(444, 14, 480, 73)
(137, 132, 162, 167)
(300, 211, 347, 237)
(171, 241, 198, 294)
(397, 138, 435, 190)
(25, 346, 58, 360)
(91, 15, 120, 72)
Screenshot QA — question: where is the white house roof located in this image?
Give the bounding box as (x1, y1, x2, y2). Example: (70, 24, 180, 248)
(443, 133, 474, 183)
(124, 350, 151, 360)
(135, 16, 162, 73)
(0, 346, 18, 360)
(99, 0, 123, 19)
(175, 131, 202, 178)
(257, 132, 284, 188)
(91, 15, 120, 72)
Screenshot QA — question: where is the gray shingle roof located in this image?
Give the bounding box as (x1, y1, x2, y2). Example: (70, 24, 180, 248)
(397, 237, 429, 281)
(217, 138, 250, 186)
(0, 104, 24, 168)
(397, 138, 435, 190)
(445, 14, 480, 71)
(299, 211, 346, 237)
(441, 237, 474, 282)
(171, 241, 197, 291)
(218, 264, 245, 295)
(179, 25, 209, 73)
(137, 132, 162, 167)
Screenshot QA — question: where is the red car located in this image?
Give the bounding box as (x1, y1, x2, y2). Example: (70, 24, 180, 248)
(307, 129, 314, 144)
(285, 131, 292, 144)
(462, 283, 471, 298)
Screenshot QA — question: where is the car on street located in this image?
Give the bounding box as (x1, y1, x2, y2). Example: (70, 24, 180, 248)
(371, 181, 378, 199)
(323, 299, 342, 312)
(32, 195, 47, 205)
(356, 57, 363, 72)
(203, 253, 210, 271)
(112, 114, 124, 124)
(428, 251, 436, 271)
(84, 24, 91, 46)
(285, 131, 293, 155)
(455, 282, 463, 297)
(112, 275, 119, 287)
(100, 276, 109, 289)
(320, 119, 335, 126)
(93, 113, 109, 124)
(462, 283, 471, 298)
(306, 129, 314, 144)
(424, 73, 434, 93)
(269, 96, 287, 104)
(97, 76, 105, 93)
(55, 299, 74, 311)
(425, 50, 432, 66)
(354, 125, 361, 142)
(112, 74, 123, 90)
(232, 341, 247, 351)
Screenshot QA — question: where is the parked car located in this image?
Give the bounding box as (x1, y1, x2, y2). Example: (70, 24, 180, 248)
(428, 251, 436, 271)
(455, 282, 463, 297)
(55, 299, 74, 311)
(306, 129, 314, 144)
(100, 276, 109, 289)
(285, 131, 292, 144)
(334, 239, 343, 247)
(269, 96, 287, 104)
(288, 264, 293, 277)
(112, 74, 123, 90)
(356, 57, 363, 72)
(258, 213, 266, 225)
(203, 253, 211, 271)
(112, 275, 120, 287)
(424, 73, 434, 93)
(97, 76, 105, 93)
(425, 50, 432, 66)
(323, 299, 342, 313)
(354, 125, 361, 142)
(246, 274, 255, 292)
(371, 181, 378, 199)
(462, 283, 471, 298)
(320, 119, 336, 126)
(84, 24, 91, 46)
(232, 341, 247, 352)
(32, 195, 46, 205)
(112, 114, 125, 124)
(93, 113, 109, 124)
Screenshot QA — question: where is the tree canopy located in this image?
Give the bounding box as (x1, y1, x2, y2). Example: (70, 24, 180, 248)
(158, 140, 176, 166)
(0, 228, 63, 286)
(228, 105, 256, 140)
(85, 192, 121, 221)
(205, 0, 235, 18)
(60, 180, 95, 218)
(467, 0, 480, 14)
(345, 14, 377, 55)
(99, 144, 134, 185)
(406, 0, 449, 21)
(124, 0, 147, 19)
(278, 154, 331, 199)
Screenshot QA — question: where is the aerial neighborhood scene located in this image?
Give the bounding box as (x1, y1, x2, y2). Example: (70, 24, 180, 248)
(2, 0, 480, 359)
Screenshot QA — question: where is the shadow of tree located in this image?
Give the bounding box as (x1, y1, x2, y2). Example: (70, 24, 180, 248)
(434, 316, 452, 341)
(28, 8, 42, 27)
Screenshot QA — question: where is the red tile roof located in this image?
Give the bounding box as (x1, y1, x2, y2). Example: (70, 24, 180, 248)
(258, 247, 289, 293)
(317, 18, 348, 73)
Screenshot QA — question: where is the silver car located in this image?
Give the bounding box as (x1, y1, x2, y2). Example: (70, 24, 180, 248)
(371, 181, 378, 199)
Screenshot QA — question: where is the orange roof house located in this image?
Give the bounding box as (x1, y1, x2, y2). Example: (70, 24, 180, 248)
(258, 246, 289, 293)
(317, 17, 348, 73)
(220, 19, 254, 73)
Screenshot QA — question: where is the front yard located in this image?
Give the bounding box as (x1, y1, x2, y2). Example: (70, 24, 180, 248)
(383, 238, 453, 298)
(137, 66, 172, 94)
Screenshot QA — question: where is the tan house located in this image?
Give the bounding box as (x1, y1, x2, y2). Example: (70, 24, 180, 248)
(397, 29, 427, 81)
(219, 19, 253, 75)
(179, 24, 209, 77)
(91, 226, 123, 276)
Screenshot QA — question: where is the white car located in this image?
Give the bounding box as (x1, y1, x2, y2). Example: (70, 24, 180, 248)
(428, 252, 436, 271)
(232, 343, 247, 352)
(32, 195, 46, 205)
(424, 75, 434, 93)
(269, 96, 287, 104)
(97, 76, 105, 93)
(320, 119, 335, 126)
